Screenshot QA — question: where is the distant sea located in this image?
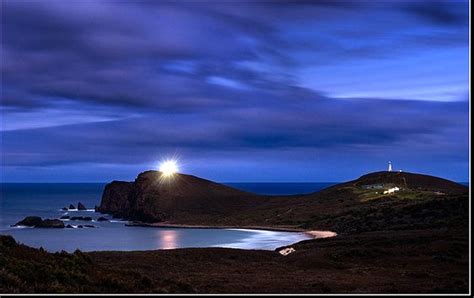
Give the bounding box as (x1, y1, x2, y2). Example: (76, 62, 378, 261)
(225, 182, 337, 195)
(0, 183, 337, 252)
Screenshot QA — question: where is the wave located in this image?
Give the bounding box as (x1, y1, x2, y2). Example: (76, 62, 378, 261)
(10, 225, 35, 229)
(214, 229, 309, 250)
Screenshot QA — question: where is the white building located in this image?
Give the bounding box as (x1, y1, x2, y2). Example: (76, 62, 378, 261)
(383, 187, 400, 194)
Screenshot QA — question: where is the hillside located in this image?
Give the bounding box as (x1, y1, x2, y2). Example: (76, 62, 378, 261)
(98, 170, 260, 222)
(98, 170, 468, 233)
(334, 171, 467, 194)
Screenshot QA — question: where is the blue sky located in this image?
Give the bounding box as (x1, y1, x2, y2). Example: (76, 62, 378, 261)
(0, 0, 469, 182)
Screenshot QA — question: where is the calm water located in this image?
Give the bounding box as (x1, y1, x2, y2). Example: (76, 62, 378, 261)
(0, 183, 333, 252)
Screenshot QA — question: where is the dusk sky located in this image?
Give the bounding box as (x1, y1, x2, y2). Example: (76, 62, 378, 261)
(0, 0, 469, 183)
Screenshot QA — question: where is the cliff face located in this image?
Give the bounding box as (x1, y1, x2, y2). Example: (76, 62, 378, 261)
(98, 171, 259, 222)
(98, 181, 135, 218)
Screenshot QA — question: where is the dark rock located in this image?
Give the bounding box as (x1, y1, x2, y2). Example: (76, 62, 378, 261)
(97, 181, 135, 216)
(14, 216, 43, 227)
(60, 215, 70, 219)
(70, 216, 92, 221)
(61, 207, 68, 211)
(77, 202, 87, 210)
(69, 204, 75, 209)
(66, 224, 74, 228)
(77, 225, 83, 228)
(84, 225, 95, 228)
(36, 219, 65, 228)
(97, 217, 109, 222)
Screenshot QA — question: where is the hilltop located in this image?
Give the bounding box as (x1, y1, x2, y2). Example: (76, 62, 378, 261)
(97, 170, 259, 223)
(337, 171, 467, 194)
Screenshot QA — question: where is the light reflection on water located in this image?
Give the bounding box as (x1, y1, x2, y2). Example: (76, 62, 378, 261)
(158, 229, 178, 250)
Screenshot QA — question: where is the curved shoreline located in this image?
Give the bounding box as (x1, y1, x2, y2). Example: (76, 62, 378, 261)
(125, 221, 337, 240)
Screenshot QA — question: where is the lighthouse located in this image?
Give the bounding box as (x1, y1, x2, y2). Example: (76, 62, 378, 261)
(388, 161, 392, 172)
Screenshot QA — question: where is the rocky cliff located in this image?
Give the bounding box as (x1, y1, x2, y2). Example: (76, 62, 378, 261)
(98, 170, 260, 222)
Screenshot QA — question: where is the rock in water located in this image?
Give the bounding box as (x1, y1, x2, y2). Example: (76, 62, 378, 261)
(13, 216, 43, 227)
(70, 216, 92, 221)
(13, 217, 65, 228)
(61, 207, 68, 211)
(69, 204, 75, 209)
(97, 217, 109, 222)
(77, 202, 87, 210)
(36, 219, 65, 228)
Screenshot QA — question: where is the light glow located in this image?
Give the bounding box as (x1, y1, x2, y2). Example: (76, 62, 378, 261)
(159, 159, 179, 177)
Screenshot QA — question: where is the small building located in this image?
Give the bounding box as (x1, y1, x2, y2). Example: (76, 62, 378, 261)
(361, 184, 384, 190)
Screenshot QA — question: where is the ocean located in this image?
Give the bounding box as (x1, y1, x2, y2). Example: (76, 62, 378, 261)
(0, 183, 335, 252)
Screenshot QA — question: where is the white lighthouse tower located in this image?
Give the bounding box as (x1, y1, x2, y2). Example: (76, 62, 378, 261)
(388, 161, 392, 172)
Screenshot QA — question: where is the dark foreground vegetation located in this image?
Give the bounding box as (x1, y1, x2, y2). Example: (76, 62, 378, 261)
(0, 235, 191, 293)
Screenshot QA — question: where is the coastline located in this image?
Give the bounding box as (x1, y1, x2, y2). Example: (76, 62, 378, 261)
(125, 221, 337, 240)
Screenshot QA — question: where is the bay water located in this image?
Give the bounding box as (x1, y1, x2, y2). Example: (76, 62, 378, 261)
(0, 183, 334, 252)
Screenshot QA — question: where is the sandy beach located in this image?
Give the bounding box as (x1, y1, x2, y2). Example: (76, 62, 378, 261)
(126, 222, 338, 240)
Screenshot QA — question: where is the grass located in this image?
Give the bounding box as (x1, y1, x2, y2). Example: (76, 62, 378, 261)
(356, 187, 445, 202)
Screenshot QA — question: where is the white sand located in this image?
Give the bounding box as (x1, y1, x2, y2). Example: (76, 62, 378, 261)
(306, 230, 337, 238)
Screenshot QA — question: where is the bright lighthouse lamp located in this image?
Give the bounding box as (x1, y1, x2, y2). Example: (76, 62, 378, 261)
(160, 160, 179, 177)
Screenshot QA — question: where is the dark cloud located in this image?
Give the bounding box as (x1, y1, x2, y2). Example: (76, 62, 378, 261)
(1, 99, 467, 167)
(404, 1, 469, 26)
(2, 0, 468, 110)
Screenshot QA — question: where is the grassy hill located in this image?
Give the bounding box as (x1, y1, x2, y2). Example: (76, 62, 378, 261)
(98, 170, 468, 234)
